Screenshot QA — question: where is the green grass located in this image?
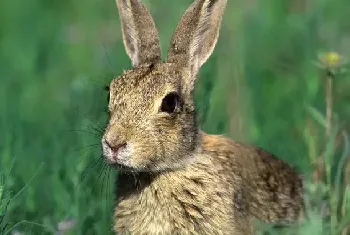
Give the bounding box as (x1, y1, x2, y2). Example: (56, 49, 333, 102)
(0, 172, 8, 234)
(1, 0, 350, 234)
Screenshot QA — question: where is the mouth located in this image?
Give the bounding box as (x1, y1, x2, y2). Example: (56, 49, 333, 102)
(101, 139, 147, 173)
(103, 152, 136, 172)
(104, 151, 123, 165)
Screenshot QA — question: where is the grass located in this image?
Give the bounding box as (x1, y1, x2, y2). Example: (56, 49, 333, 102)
(1, 0, 350, 234)
(0, 173, 9, 234)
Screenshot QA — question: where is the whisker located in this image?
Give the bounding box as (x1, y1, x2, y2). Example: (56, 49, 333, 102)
(80, 156, 104, 183)
(82, 124, 104, 135)
(76, 107, 105, 132)
(60, 155, 104, 222)
(100, 164, 109, 204)
(62, 129, 102, 139)
(91, 163, 108, 194)
(72, 144, 101, 153)
(106, 167, 112, 214)
(74, 148, 101, 165)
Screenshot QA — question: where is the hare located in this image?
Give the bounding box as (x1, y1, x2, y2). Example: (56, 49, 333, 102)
(101, 0, 304, 234)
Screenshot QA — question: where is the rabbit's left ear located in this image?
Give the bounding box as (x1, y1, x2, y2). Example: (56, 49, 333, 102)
(167, 0, 227, 86)
(116, 0, 162, 67)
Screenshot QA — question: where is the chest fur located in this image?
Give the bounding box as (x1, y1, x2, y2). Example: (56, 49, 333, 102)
(113, 169, 252, 235)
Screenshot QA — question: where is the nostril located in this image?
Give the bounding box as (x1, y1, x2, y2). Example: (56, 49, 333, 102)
(111, 143, 127, 152)
(104, 139, 126, 152)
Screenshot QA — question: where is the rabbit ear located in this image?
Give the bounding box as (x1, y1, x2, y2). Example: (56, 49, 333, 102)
(116, 0, 162, 67)
(167, 0, 227, 83)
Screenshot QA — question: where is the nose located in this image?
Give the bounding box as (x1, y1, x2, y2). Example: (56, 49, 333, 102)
(104, 139, 127, 153)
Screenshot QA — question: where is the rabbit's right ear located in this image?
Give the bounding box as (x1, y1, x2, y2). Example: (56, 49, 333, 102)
(115, 0, 162, 67)
(167, 0, 227, 89)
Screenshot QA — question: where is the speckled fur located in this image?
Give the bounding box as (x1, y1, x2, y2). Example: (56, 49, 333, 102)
(102, 0, 305, 234)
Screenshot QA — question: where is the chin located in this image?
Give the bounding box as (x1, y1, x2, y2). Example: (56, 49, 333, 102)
(109, 163, 139, 173)
(109, 158, 189, 173)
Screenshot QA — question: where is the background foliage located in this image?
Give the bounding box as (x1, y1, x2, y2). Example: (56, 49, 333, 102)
(1, 0, 350, 234)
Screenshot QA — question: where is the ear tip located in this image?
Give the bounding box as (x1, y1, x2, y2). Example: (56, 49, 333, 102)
(116, 0, 162, 67)
(166, 0, 227, 76)
(208, 0, 228, 10)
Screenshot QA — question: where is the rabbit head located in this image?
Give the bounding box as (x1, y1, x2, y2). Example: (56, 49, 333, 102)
(102, 0, 227, 172)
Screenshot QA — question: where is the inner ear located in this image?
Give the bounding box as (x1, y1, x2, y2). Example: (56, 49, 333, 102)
(160, 92, 181, 114)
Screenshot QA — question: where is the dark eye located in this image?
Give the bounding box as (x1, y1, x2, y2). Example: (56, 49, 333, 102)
(161, 92, 180, 114)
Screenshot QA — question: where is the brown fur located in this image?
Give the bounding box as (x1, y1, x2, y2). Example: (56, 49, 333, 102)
(113, 133, 303, 235)
(100, 0, 305, 234)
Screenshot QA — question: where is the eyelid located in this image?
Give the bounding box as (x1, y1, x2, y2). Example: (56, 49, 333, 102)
(164, 91, 179, 100)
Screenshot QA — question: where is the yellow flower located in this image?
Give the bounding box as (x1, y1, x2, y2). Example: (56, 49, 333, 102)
(319, 52, 343, 69)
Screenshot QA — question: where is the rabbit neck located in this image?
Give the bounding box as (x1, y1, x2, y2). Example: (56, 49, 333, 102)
(113, 150, 246, 234)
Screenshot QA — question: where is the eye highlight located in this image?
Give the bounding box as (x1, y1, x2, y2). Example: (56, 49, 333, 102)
(160, 92, 180, 114)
